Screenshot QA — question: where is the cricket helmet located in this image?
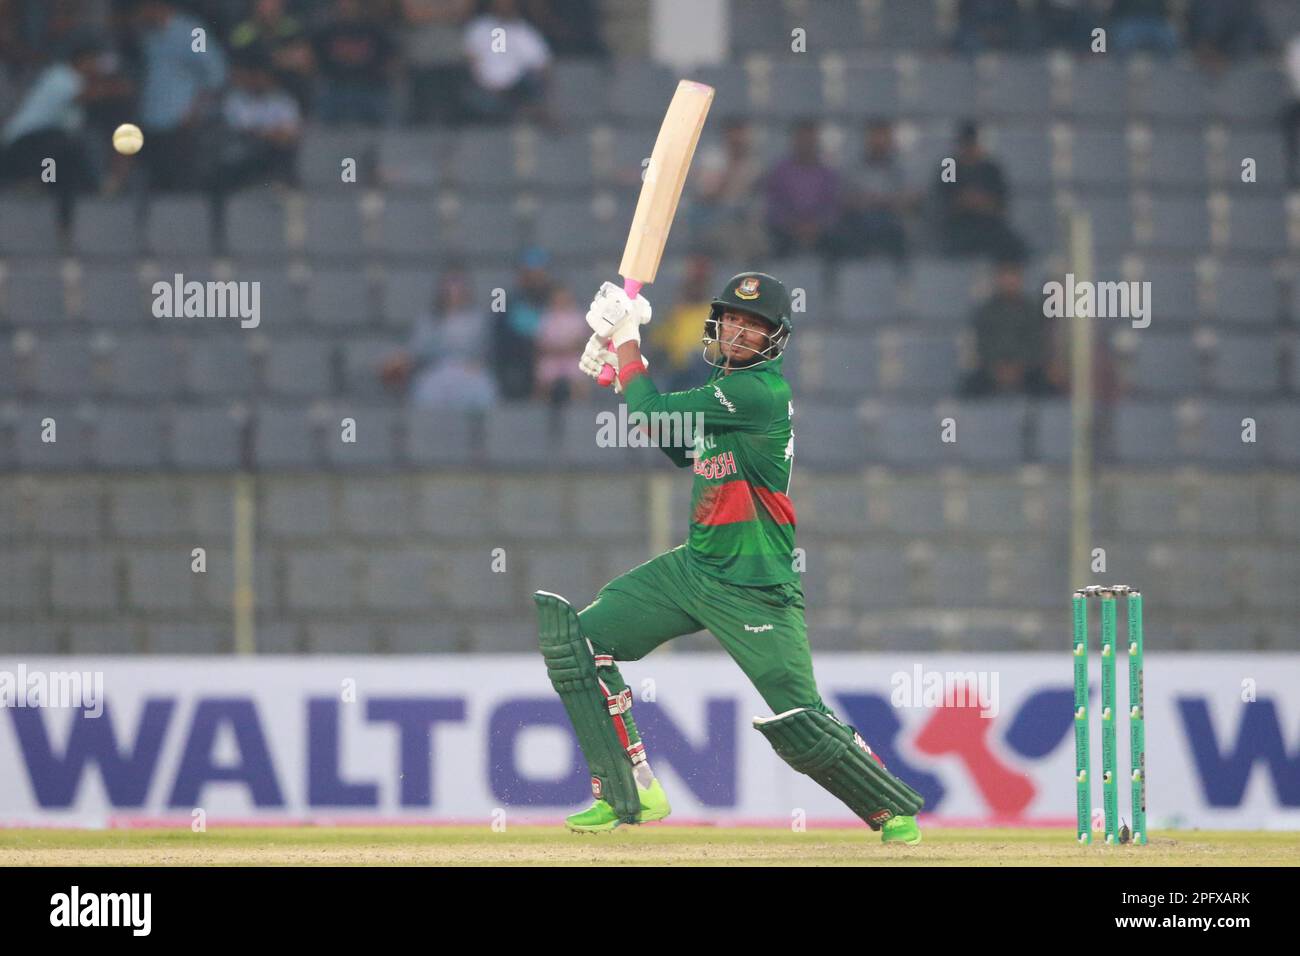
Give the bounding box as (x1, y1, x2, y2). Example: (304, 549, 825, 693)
(703, 272, 792, 368)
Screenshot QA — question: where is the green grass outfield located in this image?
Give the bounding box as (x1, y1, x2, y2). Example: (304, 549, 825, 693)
(1, 827, 1295, 866)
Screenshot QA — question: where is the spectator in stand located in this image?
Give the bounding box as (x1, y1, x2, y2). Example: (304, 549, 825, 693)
(229, 0, 315, 110)
(380, 268, 498, 409)
(211, 46, 301, 192)
(521, 0, 607, 58)
(689, 119, 766, 260)
(534, 285, 593, 403)
(0, 34, 129, 217)
(313, 0, 394, 126)
(401, 0, 473, 124)
(650, 251, 715, 391)
(1283, 33, 1300, 189)
(954, 0, 1027, 54)
(836, 119, 913, 261)
(492, 247, 553, 402)
(1108, 0, 1179, 56)
(765, 120, 840, 259)
(1188, 0, 1271, 71)
(462, 0, 551, 124)
(0, 0, 115, 69)
(960, 255, 1063, 397)
(935, 121, 1026, 259)
(131, 0, 227, 191)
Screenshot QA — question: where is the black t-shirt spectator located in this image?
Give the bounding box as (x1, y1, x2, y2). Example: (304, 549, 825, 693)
(313, 20, 393, 85)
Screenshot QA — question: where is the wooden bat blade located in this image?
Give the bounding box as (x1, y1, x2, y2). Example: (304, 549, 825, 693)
(618, 79, 714, 287)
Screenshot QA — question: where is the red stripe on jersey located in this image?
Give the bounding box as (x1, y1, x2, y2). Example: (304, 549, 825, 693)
(694, 480, 796, 527)
(754, 486, 797, 526)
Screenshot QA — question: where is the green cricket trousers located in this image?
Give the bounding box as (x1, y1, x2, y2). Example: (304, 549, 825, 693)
(577, 545, 833, 750)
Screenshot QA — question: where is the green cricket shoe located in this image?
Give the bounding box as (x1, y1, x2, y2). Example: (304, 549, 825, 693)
(565, 779, 672, 833)
(881, 815, 922, 845)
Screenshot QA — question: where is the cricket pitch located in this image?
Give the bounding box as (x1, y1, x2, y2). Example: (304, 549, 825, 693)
(1, 827, 1295, 866)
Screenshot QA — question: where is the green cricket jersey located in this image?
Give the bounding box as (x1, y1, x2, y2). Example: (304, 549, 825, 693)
(622, 355, 797, 586)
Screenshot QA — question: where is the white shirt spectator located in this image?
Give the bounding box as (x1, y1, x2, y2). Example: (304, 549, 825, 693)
(463, 14, 550, 91)
(2, 64, 83, 146)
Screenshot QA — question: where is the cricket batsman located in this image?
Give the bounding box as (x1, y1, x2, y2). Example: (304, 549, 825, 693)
(533, 272, 923, 844)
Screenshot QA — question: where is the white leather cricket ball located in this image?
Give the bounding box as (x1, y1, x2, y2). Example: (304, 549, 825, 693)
(112, 123, 144, 156)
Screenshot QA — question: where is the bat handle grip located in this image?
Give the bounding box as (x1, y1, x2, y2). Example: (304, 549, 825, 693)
(597, 278, 644, 388)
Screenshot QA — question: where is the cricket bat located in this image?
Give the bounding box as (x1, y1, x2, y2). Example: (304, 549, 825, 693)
(598, 79, 715, 386)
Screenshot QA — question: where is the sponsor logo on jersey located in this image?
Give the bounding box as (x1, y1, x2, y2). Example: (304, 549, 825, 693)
(712, 384, 737, 413)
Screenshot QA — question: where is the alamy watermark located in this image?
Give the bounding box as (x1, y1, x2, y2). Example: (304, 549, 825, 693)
(152, 273, 261, 328)
(0, 665, 104, 717)
(891, 665, 999, 718)
(596, 407, 704, 457)
(1043, 274, 1151, 329)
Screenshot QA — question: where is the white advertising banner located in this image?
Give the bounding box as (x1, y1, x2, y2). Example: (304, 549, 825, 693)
(0, 654, 1296, 829)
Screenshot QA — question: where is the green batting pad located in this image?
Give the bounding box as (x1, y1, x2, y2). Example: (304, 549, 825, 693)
(754, 708, 924, 829)
(534, 591, 640, 824)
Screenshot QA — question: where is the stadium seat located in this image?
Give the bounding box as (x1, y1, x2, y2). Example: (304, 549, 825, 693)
(1211, 64, 1289, 124)
(839, 61, 902, 119)
(765, 63, 825, 120)
(1211, 263, 1280, 325)
(1143, 128, 1208, 189)
(72, 198, 141, 258)
(32, 337, 95, 397)
(304, 196, 367, 258)
(528, 130, 595, 190)
(90, 407, 166, 468)
(550, 59, 609, 121)
(169, 405, 244, 470)
(1132, 64, 1209, 122)
(146, 196, 214, 256)
(931, 546, 993, 607)
(184, 338, 256, 397)
(794, 403, 868, 468)
(978, 57, 1053, 117)
(1144, 195, 1210, 253)
(304, 269, 374, 327)
(878, 0, 943, 50)
(910, 57, 977, 117)
(1221, 129, 1288, 189)
(948, 399, 1029, 464)
(908, 259, 986, 324)
(1206, 334, 1279, 395)
(485, 405, 552, 466)
(224, 194, 290, 257)
(0, 197, 60, 255)
(1063, 128, 1131, 189)
(1222, 197, 1288, 255)
(377, 198, 443, 259)
(887, 331, 962, 396)
(1121, 332, 1202, 396)
(376, 129, 448, 191)
(2, 265, 67, 324)
(103, 333, 184, 398)
(450, 127, 519, 190)
(866, 402, 947, 466)
(1109, 401, 1181, 463)
(325, 408, 401, 468)
(834, 261, 902, 323)
(1067, 60, 1130, 120)
(253, 406, 323, 469)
